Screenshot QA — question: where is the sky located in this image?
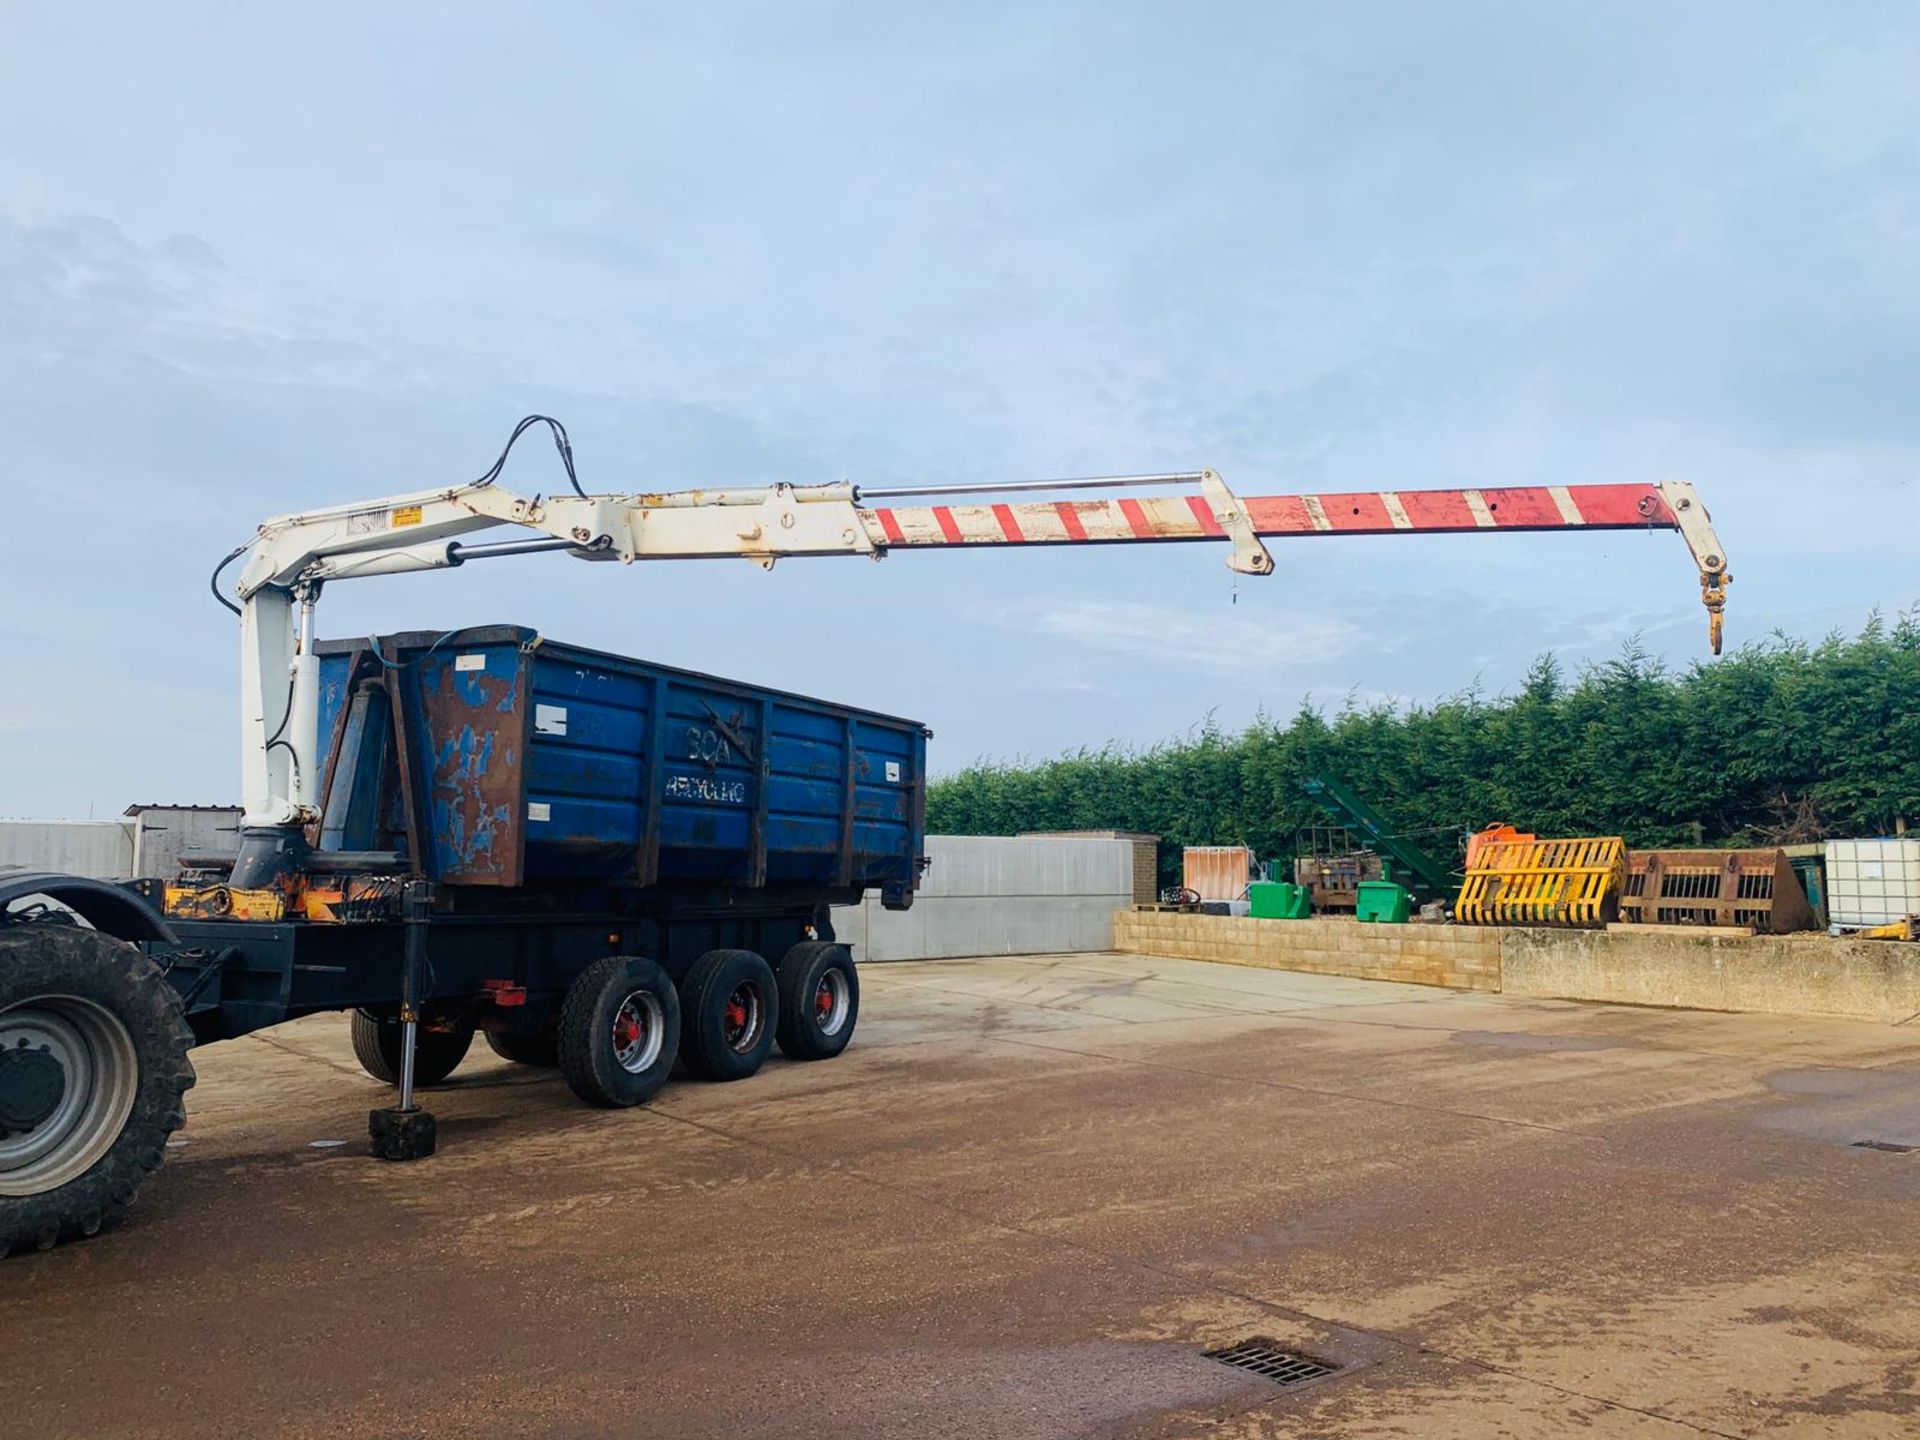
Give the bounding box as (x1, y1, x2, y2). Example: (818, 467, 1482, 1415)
(1, 1, 1916, 817)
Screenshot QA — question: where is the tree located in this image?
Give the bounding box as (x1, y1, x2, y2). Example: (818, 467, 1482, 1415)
(925, 615, 1920, 865)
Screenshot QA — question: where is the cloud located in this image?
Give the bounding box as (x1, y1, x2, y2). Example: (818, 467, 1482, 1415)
(1015, 598, 1359, 674)
(1, 3, 1918, 815)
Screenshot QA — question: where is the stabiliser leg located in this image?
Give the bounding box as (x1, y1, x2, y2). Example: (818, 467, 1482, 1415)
(369, 881, 437, 1161)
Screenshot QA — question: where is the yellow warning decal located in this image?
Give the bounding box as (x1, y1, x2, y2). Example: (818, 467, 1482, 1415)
(391, 505, 424, 527)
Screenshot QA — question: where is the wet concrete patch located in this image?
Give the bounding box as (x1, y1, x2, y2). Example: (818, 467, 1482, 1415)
(1758, 1068, 1920, 1150)
(674, 1339, 1267, 1440)
(1451, 1030, 1625, 1055)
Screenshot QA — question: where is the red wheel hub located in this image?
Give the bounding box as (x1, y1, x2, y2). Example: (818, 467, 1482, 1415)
(815, 982, 834, 1019)
(613, 1012, 640, 1049)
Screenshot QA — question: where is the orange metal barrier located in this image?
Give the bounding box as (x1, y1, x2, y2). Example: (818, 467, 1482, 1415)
(1455, 837, 1627, 928)
(1464, 823, 1535, 871)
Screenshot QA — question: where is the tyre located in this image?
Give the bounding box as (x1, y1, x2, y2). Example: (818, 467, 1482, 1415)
(0, 924, 196, 1256)
(484, 1030, 559, 1068)
(348, 1011, 473, 1087)
(774, 941, 859, 1062)
(556, 955, 680, 1107)
(679, 949, 778, 1082)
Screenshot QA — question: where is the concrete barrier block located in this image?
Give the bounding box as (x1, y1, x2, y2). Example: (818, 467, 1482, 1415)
(1120, 907, 1920, 1016)
(1500, 927, 1920, 1023)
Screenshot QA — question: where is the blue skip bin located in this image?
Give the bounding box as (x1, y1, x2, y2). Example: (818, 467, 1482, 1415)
(315, 626, 927, 903)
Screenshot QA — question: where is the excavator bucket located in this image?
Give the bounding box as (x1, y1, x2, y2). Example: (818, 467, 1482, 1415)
(1455, 837, 1627, 928)
(1619, 848, 1815, 933)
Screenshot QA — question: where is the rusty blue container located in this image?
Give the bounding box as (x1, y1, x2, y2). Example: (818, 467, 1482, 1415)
(314, 627, 926, 903)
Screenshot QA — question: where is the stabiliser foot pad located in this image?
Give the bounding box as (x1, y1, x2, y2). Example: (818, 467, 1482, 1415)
(369, 1106, 437, 1161)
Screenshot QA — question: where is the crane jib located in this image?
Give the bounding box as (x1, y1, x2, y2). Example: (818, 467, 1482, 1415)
(861, 477, 1729, 655)
(862, 482, 1680, 549)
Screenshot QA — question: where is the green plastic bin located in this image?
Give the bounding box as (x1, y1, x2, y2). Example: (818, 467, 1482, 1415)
(1354, 880, 1411, 924)
(1249, 881, 1311, 919)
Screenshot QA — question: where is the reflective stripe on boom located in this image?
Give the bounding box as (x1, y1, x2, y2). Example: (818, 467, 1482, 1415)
(862, 483, 1667, 549)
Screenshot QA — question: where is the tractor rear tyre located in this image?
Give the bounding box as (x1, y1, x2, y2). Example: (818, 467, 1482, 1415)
(679, 949, 778, 1082)
(484, 1030, 559, 1068)
(556, 955, 680, 1107)
(774, 941, 859, 1061)
(349, 1011, 473, 1087)
(0, 924, 195, 1256)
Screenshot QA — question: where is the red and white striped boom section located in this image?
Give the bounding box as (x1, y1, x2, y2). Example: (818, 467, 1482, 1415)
(855, 473, 1731, 653)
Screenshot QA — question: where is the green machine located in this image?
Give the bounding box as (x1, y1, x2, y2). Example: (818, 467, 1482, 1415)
(1302, 775, 1457, 911)
(1248, 881, 1312, 919)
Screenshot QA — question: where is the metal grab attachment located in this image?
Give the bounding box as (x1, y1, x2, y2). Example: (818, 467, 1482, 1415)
(1621, 849, 1815, 933)
(1701, 571, 1729, 656)
(1455, 837, 1628, 928)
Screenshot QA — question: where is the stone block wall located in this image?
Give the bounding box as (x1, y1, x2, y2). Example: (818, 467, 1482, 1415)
(1112, 908, 1920, 1023)
(1111, 911, 1503, 992)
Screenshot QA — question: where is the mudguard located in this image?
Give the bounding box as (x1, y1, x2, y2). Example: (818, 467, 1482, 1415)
(0, 871, 178, 944)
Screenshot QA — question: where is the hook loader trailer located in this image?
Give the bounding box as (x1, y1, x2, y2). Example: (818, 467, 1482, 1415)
(0, 417, 1732, 1253)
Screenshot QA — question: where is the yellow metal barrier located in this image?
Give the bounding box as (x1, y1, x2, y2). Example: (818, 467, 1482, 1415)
(1455, 837, 1627, 928)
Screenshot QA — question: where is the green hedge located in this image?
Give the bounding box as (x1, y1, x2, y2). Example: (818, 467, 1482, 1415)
(927, 614, 1920, 879)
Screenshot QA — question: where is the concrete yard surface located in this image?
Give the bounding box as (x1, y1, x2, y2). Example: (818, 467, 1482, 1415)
(5, 952, 1920, 1438)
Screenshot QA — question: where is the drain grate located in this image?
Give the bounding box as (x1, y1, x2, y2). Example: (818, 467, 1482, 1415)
(1853, 1140, 1917, 1154)
(1204, 1339, 1340, 1387)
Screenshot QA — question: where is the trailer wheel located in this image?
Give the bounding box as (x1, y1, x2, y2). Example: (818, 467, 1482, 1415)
(484, 1031, 559, 1068)
(0, 925, 195, 1257)
(348, 1011, 473, 1087)
(774, 941, 859, 1062)
(679, 949, 778, 1082)
(557, 956, 680, 1107)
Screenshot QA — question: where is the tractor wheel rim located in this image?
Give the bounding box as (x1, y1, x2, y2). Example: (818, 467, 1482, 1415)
(610, 990, 665, 1074)
(722, 982, 764, 1054)
(813, 969, 851, 1037)
(0, 996, 139, 1197)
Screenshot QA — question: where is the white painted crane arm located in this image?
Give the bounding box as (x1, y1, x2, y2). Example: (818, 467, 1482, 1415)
(229, 448, 1729, 827)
